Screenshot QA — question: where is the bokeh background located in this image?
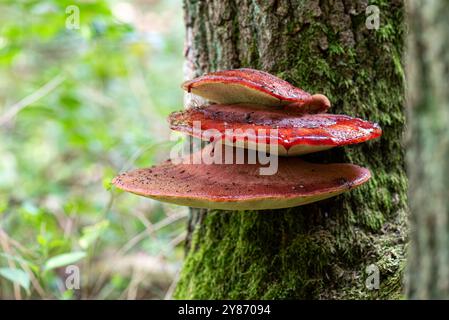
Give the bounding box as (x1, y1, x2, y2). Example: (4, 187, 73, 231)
(0, 0, 187, 299)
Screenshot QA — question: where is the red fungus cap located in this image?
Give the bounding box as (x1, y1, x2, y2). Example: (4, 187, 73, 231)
(169, 104, 382, 156)
(112, 144, 371, 210)
(182, 68, 330, 113)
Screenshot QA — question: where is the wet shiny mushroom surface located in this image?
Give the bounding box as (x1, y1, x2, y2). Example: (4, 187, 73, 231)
(169, 104, 382, 156)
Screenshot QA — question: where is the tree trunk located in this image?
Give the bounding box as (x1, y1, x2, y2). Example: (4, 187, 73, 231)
(175, 0, 407, 299)
(406, 0, 449, 299)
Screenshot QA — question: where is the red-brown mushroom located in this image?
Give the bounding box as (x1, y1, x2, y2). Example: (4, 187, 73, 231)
(112, 144, 371, 210)
(182, 68, 331, 113)
(169, 103, 382, 156)
(113, 68, 380, 210)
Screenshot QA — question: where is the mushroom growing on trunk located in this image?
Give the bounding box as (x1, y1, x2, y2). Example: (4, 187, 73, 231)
(113, 68, 381, 209)
(183, 68, 331, 113)
(169, 103, 382, 156)
(113, 143, 371, 210)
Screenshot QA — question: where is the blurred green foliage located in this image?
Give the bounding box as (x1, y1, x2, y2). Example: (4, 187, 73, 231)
(0, 0, 187, 299)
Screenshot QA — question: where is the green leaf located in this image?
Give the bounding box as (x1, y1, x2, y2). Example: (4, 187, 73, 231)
(44, 251, 86, 271)
(0, 253, 38, 270)
(0, 268, 30, 292)
(79, 220, 109, 250)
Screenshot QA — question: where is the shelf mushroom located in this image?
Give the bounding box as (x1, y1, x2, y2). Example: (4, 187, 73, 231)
(169, 103, 381, 156)
(112, 144, 371, 210)
(183, 68, 331, 113)
(113, 68, 381, 209)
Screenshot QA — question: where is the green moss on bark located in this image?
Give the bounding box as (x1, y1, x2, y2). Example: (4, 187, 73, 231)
(175, 0, 407, 299)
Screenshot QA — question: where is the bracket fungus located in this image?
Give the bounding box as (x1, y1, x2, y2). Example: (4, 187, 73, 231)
(113, 144, 371, 210)
(169, 103, 382, 156)
(113, 68, 381, 210)
(182, 68, 331, 113)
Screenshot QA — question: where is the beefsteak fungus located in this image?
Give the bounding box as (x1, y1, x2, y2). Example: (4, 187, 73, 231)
(169, 103, 382, 156)
(113, 68, 381, 210)
(182, 68, 331, 113)
(113, 144, 371, 210)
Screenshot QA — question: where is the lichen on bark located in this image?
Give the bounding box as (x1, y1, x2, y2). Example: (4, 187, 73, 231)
(175, 0, 407, 299)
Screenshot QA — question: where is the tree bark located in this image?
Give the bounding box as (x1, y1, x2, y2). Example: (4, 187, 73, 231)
(406, 0, 449, 299)
(175, 0, 407, 299)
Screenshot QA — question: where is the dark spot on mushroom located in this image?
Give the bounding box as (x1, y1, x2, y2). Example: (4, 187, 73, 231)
(245, 113, 253, 123)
